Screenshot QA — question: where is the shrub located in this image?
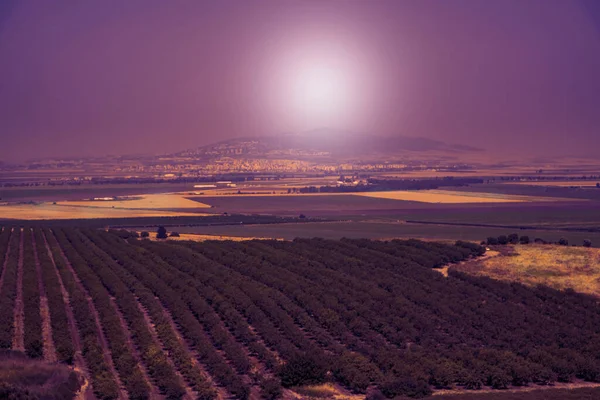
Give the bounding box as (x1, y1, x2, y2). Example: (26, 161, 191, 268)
(486, 237, 499, 245)
(558, 238, 569, 246)
(497, 235, 509, 245)
(519, 236, 530, 245)
(508, 233, 519, 244)
(278, 353, 328, 388)
(156, 226, 168, 239)
(169, 232, 180, 237)
(583, 239, 592, 248)
(140, 231, 150, 238)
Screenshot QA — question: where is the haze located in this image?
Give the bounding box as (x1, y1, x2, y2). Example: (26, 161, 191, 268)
(1, 0, 600, 162)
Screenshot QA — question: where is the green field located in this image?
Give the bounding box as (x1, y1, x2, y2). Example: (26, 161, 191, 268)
(164, 221, 600, 247)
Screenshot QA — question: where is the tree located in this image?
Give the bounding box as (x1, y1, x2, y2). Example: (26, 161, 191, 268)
(486, 237, 499, 245)
(140, 231, 150, 238)
(583, 239, 592, 248)
(519, 236, 530, 245)
(558, 238, 569, 246)
(278, 353, 328, 387)
(497, 235, 509, 245)
(299, 214, 307, 219)
(508, 233, 519, 244)
(156, 226, 168, 239)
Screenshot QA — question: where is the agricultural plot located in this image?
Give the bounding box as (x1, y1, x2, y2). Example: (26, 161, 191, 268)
(166, 221, 600, 247)
(454, 245, 600, 297)
(1, 227, 600, 399)
(355, 190, 539, 203)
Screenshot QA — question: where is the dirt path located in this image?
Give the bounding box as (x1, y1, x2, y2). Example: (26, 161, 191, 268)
(13, 229, 25, 352)
(42, 232, 93, 399)
(50, 231, 128, 400)
(156, 296, 228, 400)
(433, 380, 600, 396)
(0, 229, 13, 297)
(109, 296, 163, 399)
(435, 250, 500, 278)
(135, 298, 195, 400)
(31, 229, 57, 363)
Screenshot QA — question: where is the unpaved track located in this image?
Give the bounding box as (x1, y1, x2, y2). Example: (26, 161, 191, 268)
(135, 298, 195, 400)
(42, 232, 93, 399)
(13, 229, 24, 351)
(31, 229, 57, 362)
(50, 231, 128, 400)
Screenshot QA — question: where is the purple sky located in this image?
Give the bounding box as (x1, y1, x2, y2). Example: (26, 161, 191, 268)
(1, 0, 600, 162)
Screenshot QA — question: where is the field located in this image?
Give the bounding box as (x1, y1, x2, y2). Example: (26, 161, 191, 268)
(454, 244, 600, 297)
(159, 221, 600, 247)
(1, 227, 600, 399)
(0, 193, 213, 220)
(354, 190, 565, 203)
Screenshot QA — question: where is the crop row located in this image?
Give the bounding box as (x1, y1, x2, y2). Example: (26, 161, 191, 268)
(0, 229, 20, 349)
(22, 229, 43, 358)
(32, 228, 75, 364)
(76, 229, 218, 400)
(43, 229, 121, 399)
(71, 229, 251, 399)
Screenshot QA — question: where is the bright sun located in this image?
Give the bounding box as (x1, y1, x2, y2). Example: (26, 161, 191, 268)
(291, 63, 349, 127)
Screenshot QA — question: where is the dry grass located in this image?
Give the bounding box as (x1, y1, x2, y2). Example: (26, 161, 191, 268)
(287, 383, 364, 399)
(456, 245, 600, 297)
(0, 203, 205, 220)
(142, 233, 281, 242)
(0, 193, 212, 220)
(355, 190, 531, 203)
(57, 193, 211, 209)
(510, 181, 600, 187)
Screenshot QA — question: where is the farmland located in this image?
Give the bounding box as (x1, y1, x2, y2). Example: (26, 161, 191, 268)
(453, 245, 600, 297)
(1, 227, 600, 399)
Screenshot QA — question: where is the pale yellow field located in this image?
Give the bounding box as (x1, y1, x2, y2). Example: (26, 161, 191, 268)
(457, 245, 600, 297)
(510, 180, 600, 187)
(0, 203, 203, 220)
(143, 233, 280, 242)
(57, 193, 211, 209)
(355, 190, 532, 203)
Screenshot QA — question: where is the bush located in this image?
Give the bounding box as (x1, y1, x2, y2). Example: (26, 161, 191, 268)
(497, 235, 509, 245)
(278, 353, 329, 388)
(169, 232, 180, 237)
(558, 238, 569, 246)
(508, 233, 519, 244)
(140, 231, 150, 238)
(379, 377, 432, 399)
(156, 226, 168, 239)
(519, 236, 530, 245)
(487, 237, 499, 245)
(583, 239, 592, 248)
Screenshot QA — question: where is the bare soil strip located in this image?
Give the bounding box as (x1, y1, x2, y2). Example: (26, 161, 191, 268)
(0, 229, 12, 297)
(13, 229, 25, 351)
(108, 296, 163, 399)
(135, 298, 196, 400)
(51, 231, 128, 400)
(31, 229, 57, 363)
(42, 232, 93, 398)
(155, 296, 229, 400)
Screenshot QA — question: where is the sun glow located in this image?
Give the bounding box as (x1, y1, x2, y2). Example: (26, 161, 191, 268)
(290, 62, 350, 127)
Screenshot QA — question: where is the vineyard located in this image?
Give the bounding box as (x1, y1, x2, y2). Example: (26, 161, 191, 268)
(0, 226, 600, 399)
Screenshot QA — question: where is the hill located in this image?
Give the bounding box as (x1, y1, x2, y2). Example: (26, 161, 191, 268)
(172, 129, 481, 160)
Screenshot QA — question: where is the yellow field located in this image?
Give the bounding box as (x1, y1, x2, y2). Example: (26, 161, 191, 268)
(57, 193, 211, 209)
(510, 180, 600, 187)
(354, 190, 535, 203)
(143, 233, 280, 242)
(0, 193, 212, 220)
(456, 245, 600, 297)
(0, 203, 203, 220)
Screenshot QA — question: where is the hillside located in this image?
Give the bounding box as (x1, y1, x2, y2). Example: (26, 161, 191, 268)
(172, 129, 481, 160)
(1, 226, 600, 399)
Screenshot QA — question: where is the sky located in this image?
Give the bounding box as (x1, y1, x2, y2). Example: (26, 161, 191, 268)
(1, 0, 600, 162)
